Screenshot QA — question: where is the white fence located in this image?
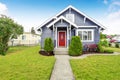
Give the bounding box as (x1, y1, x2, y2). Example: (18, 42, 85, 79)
(8, 40, 40, 46)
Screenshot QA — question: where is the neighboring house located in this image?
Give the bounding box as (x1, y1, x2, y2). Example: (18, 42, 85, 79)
(37, 5, 105, 50)
(110, 35, 120, 47)
(8, 32, 40, 46)
(112, 35, 120, 43)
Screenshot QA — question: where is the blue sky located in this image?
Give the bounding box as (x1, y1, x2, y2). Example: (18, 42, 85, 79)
(0, 0, 120, 34)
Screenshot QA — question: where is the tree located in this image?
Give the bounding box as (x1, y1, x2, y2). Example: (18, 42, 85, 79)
(0, 15, 23, 55)
(31, 27, 36, 34)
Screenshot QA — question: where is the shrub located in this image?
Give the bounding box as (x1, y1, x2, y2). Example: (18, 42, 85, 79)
(69, 36, 82, 56)
(97, 41, 104, 53)
(104, 49, 114, 53)
(109, 43, 111, 47)
(115, 43, 119, 48)
(100, 40, 109, 47)
(44, 38, 54, 52)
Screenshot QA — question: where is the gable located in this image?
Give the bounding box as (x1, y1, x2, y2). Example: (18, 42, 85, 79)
(47, 16, 78, 28)
(56, 6, 105, 29)
(37, 5, 106, 30)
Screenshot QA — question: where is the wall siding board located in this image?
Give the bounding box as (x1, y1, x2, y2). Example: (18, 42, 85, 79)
(41, 26, 53, 48)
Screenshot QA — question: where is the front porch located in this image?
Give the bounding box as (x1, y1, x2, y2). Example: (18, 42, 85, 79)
(53, 27, 69, 55)
(47, 16, 77, 49)
(54, 27, 70, 48)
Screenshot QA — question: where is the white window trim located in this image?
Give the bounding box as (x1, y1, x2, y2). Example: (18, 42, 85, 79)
(76, 29, 94, 42)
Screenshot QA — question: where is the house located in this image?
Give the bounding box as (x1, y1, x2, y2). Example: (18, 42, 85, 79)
(110, 35, 120, 47)
(8, 32, 40, 46)
(112, 35, 120, 43)
(37, 5, 105, 54)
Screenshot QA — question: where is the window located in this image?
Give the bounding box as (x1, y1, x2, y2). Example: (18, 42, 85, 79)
(22, 35, 26, 40)
(77, 29, 94, 42)
(66, 14, 74, 23)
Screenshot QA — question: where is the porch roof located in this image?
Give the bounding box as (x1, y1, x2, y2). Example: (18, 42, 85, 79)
(47, 16, 78, 28)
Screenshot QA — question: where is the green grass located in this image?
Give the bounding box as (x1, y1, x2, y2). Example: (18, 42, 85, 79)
(0, 46, 55, 80)
(70, 55, 120, 80)
(7, 46, 29, 54)
(103, 47, 120, 52)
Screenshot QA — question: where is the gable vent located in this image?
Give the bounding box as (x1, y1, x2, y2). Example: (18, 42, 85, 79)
(66, 13, 74, 23)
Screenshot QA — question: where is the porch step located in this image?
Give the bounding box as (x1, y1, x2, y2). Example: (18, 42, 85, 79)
(54, 48, 68, 55)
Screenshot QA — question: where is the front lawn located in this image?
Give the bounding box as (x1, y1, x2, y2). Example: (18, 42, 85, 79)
(70, 55, 120, 80)
(0, 46, 55, 80)
(103, 47, 120, 52)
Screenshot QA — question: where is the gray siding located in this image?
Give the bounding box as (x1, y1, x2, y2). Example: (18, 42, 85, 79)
(41, 26, 53, 48)
(40, 7, 101, 48)
(58, 8, 99, 26)
(57, 8, 100, 44)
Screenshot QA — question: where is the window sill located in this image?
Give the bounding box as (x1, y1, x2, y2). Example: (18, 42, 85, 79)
(81, 40, 94, 42)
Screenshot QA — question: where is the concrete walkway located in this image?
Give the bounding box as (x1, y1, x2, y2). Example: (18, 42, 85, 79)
(70, 52, 120, 59)
(50, 52, 120, 80)
(50, 55, 75, 80)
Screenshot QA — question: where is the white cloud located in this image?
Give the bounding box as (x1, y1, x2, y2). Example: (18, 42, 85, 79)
(109, 1, 120, 12)
(0, 2, 8, 15)
(100, 10, 120, 34)
(103, 0, 108, 4)
(107, 10, 120, 19)
(113, 1, 120, 5)
(99, 0, 120, 34)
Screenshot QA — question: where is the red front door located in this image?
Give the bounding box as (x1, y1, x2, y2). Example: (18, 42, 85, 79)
(58, 31, 66, 47)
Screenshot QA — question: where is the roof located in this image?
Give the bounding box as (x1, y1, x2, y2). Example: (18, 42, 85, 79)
(37, 5, 106, 30)
(47, 16, 78, 28)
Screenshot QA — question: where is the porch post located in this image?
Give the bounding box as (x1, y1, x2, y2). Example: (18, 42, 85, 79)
(70, 24, 71, 40)
(56, 27, 57, 48)
(67, 26, 69, 48)
(53, 25, 54, 47)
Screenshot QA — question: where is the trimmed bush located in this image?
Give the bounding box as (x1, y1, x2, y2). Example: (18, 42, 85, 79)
(115, 43, 119, 48)
(69, 36, 82, 56)
(44, 38, 54, 52)
(97, 41, 104, 53)
(104, 49, 114, 53)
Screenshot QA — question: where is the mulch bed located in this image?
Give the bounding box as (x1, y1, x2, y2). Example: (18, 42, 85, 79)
(39, 50, 54, 56)
(83, 51, 113, 54)
(39, 50, 113, 56)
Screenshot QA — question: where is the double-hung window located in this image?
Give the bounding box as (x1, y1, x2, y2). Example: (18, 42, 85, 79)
(22, 35, 26, 40)
(77, 29, 94, 42)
